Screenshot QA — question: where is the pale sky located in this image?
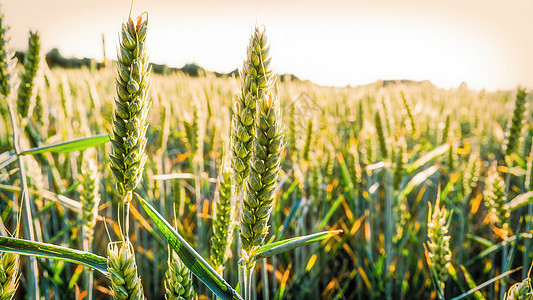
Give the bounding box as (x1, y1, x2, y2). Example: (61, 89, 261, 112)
(3, 0, 533, 90)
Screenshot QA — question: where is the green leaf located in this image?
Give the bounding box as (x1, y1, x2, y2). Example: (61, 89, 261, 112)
(0, 184, 82, 212)
(505, 191, 533, 211)
(0, 237, 108, 276)
(254, 230, 342, 262)
(0, 151, 16, 169)
(466, 234, 494, 248)
(406, 143, 449, 174)
(337, 153, 356, 202)
(135, 193, 242, 300)
(464, 233, 529, 266)
(398, 165, 439, 200)
(458, 265, 484, 300)
(318, 195, 344, 229)
(19, 134, 110, 155)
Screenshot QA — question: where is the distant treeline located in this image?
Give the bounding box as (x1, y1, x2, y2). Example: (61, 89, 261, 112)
(14, 48, 300, 81)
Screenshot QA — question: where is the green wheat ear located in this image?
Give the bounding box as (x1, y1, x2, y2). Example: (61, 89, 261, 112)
(0, 6, 12, 99)
(17, 31, 40, 123)
(484, 162, 510, 239)
(503, 89, 528, 158)
(107, 241, 145, 300)
(0, 251, 19, 300)
(210, 163, 235, 274)
(109, 13, 151, 203)
(164, 251, 195, 300)
(78, 148, 100, 245)
(231, 26, 274, 194)
(240, 92, 285, 263)
(505, 278, 532, 300)
(427, 198, 452, 294)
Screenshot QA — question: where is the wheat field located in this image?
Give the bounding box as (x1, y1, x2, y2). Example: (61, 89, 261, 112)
(0, 7, 532, 300)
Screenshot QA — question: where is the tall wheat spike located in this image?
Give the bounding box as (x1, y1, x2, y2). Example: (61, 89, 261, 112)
(0, 6, 11, 100)
(503, 89, 527, 157)
(16, 31, 40, 123)
(240, 92, 284, 263)
(210, 163, 235, 274)
(302, 117, 313, 162)
(109, 13, 151, 204)
(78, 148, 100, 246)
(374, 110, 388, 159)
(484, 163, 510, 239)
(427, 198, 452, 296)
(231, 26, 273, 194)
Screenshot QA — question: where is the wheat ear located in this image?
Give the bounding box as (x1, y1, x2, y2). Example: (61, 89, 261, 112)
(107, 241, 145, 300)
(210, 163, 235, 274)
(240, 92, 285, 263)
(231, 26, 274, 194)
(16, 31, 40, 123)
(0, 251, 19, 300)
(164, 251, 195, 300)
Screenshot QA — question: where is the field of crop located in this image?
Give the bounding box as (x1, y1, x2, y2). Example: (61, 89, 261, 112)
(0, 7, 532, 300)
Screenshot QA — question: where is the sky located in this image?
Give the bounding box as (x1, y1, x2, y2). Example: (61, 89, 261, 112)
(3, 0, 533, 91)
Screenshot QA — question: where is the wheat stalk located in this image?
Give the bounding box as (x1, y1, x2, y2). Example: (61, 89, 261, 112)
(374, 110, 388, 159)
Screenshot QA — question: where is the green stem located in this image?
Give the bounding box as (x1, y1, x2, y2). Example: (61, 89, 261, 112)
(261, 258, 269, 300)
(245, 265, 254, 300)
(7, 101, 40, 299)
(238, 261, 246, 299)
(385, 169, 394, 300)
(501, 160, 512, 300)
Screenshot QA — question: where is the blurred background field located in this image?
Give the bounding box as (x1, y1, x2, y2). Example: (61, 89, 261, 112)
(1, 64, 532, 299)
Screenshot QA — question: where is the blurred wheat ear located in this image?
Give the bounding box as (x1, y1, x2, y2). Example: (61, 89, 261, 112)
(0, 251, 19, 300)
